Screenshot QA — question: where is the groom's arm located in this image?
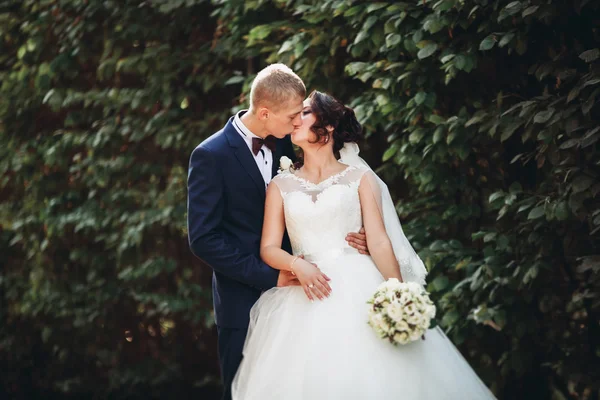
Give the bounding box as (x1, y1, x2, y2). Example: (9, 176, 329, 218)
(187, 146, 279, 290)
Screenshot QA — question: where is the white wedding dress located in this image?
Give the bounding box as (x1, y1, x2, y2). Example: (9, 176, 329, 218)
(232, 165, 496, 400)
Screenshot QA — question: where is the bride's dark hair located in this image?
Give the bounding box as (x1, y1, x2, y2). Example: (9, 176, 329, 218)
(306, 90, 363, 154)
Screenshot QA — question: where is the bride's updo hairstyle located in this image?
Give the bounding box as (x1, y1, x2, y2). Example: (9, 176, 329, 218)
(307, 90, 363, 153)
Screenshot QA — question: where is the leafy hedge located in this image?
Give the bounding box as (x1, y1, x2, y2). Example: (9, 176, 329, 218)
(0, 0, 232, 397)
(1, 0, 599, 399)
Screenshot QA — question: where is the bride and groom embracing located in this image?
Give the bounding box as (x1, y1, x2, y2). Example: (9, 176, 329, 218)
(187, 64, 496, 399)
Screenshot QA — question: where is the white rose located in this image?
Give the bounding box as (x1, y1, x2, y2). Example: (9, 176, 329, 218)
(381, 279, 401, 292)
(385, 292, 396, 303)
(386, 304, 404, 323)
(421, 319, 431, 330)
(420, 305, 432, 320)
(407, 283, 422, 295)
(406, 315, 421, 326)
(409, 330, 422, 341)
(279, 156, 293, 171)
(395, 320, 410, 332)
(393, 331, 409, 344)
(369, 313, 384, 328)
(399, 292, 411, 305)
(380, 319, 391, 334)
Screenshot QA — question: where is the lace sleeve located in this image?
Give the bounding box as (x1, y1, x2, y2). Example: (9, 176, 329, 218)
(270, 172, 298, 196)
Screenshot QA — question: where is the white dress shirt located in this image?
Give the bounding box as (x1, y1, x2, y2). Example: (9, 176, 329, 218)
(233, 111, 273, 186)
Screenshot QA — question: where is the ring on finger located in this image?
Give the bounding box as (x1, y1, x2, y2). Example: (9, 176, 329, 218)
(308, 284, 315, 289)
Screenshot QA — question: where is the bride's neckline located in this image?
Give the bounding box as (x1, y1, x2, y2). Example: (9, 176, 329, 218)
(289, 165, 354, 188)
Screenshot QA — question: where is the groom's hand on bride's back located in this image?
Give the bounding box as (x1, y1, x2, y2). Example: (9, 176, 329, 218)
(277, 270, 300, 287)
(346, 227, 369, 255)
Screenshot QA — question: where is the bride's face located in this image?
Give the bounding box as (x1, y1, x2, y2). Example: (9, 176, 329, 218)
(291, 98, 327, 147)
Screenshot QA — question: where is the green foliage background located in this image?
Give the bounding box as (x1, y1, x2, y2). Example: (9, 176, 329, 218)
(1, 0, 599, 399)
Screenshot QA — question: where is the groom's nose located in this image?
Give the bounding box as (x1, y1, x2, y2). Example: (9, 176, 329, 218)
(292, 114, 302, 128)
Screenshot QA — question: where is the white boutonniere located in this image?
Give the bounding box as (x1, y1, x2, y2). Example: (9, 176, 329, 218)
(278, 156, 293, 174)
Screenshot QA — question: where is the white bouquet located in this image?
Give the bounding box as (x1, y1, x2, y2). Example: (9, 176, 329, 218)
(367, 278, 436, 345)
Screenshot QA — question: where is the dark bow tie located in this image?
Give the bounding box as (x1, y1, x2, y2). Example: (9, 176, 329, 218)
(251, 136, 277, 156)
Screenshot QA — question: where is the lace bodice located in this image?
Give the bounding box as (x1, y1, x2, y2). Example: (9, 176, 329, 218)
(272, 165, 369, 261)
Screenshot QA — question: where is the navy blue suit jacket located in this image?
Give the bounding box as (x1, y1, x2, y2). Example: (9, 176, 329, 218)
(187, 116, 295, 328)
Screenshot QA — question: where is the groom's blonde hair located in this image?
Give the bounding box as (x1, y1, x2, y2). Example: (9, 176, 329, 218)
(250, 63, 305, 112)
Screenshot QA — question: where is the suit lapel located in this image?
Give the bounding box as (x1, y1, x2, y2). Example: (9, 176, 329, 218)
(224, 118, 266, 200)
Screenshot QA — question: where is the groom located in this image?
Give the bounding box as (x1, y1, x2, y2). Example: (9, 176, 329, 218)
(187, 64, 367, 400)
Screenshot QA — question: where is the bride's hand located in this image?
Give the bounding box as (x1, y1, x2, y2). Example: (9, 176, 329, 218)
(292, 258, 332, 301)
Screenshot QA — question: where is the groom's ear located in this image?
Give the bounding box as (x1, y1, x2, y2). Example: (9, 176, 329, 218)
(257, 107, 270, 121)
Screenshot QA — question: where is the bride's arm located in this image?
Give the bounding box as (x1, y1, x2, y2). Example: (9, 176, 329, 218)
(358, 172, 403, 281)
(260, 182, 297, 272)
(261, 181, 332, 300)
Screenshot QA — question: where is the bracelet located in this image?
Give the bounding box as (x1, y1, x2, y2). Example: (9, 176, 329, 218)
(290, 256, 300, 275)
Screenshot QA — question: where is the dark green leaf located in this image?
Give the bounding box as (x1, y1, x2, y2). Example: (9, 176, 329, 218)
(429, 240, 445, 251)
(424, 18, 444, 34)
(572, 176, 593, 193)
(484, 232, 497, 242)
(533, 109, 554, 124)
(522, 5, 539, 17)
(431, 275, 450, 291)
(560, 139, 579, 149)
(363, 15, 378, 31)
(386, 33, 403, 48)
(248, 25, 272, 43)
(382, 144, 398, 161)
(428, 114, 446, 125)
(555, 202, 569, 220)
(528, 206, 545, 219)
(441, 310, 460, 326)
(344, 5, 363, 17)
(417, 43, 438, 59)
(501, 120, 523, 141)
(415, 92, 427, 105)
(579, 49, 600, 63)
(499, 33, 515, 48)
(479, 35, 496, 51)
(496, 235, 509, 249)
(409, 129, 425, 144)
(433, 126, 445, 143)
(224, 76, 245, 85)
(489, 192, 505, 203)
(581, 126, 600, 148)
(367, 2, 388, 13)
(508, 182, 522, 194)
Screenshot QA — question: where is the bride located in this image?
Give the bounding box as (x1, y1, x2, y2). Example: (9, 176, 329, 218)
(231, 90, 496, 399)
